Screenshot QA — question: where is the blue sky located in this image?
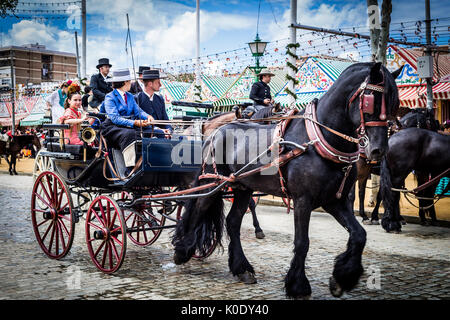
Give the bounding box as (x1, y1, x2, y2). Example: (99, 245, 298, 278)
(1, 0, 449, 76)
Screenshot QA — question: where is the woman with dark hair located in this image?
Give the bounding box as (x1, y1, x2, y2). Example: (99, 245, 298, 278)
(58, 83, 93, 145)
(101, 69, 155, 174)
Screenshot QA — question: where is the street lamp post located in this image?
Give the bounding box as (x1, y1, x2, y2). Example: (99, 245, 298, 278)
(248, 34, 268, 75)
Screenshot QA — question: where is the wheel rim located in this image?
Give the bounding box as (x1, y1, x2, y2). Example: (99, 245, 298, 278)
(124, 202, 166, 247)
(85, 196, 126, 274)
(33, 151, 54, 181)
(31, 171, 74, 259)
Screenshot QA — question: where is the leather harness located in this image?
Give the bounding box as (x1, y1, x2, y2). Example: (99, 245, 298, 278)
(199, 73, 388, 200)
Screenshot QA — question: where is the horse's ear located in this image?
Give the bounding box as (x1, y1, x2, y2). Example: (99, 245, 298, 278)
(391, 65, 404, 79)
(370, 62, 383, 82)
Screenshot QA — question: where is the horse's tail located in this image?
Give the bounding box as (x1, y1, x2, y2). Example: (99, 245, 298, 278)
(172, 181, 225, 265)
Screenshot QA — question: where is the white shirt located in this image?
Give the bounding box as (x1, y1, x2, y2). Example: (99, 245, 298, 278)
(116, 89, 127, 103)
(143, 90, 154, 102)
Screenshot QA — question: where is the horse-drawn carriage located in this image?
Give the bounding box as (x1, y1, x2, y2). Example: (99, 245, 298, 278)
(31, 102, 227, 273)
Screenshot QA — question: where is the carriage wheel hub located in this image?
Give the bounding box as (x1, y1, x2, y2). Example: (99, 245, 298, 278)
(94, 230, 106, 240)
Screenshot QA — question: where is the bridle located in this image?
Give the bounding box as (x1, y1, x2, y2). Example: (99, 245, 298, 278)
(348, 70, 388, 148)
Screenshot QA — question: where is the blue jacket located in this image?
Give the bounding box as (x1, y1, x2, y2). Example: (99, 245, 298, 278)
(104, 89, 149, 128)
(135, 92, 172, 131)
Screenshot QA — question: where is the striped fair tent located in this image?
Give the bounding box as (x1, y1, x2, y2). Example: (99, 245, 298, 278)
(276, 56, 354, 108)
(20, 95, 51, 126)
(386, 45, 450, 123)
(159, 79, 191, 119)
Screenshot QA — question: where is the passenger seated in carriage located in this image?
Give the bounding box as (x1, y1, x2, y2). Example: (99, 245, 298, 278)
(58, 83, 94, 145)
(101, 69, 167, 175)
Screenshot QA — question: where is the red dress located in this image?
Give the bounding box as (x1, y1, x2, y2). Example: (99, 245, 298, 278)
(59, 107, 83, 145)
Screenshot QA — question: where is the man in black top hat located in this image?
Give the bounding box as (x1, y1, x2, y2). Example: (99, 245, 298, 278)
(89, 58, 113, 108)
(135, 69, 172, 134)
(129, 66, 150, 94)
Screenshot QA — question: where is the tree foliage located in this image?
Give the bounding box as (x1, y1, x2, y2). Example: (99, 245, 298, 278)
(0, 0, 18, 18)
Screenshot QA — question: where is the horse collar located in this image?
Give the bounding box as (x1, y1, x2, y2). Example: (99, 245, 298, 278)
(305, 100, 360, 164)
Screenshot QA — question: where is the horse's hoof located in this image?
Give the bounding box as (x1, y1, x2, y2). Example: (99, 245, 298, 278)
(293, 295, 311, 300)
(237, 271, 257, 284)
(329, 276, 343, 298)
(401, 220, 407, 225)
(362, 219, 372, 225)
(173, 251, 188, 265)
(255, 231, 265, 239)
(371, 220, 380, 225)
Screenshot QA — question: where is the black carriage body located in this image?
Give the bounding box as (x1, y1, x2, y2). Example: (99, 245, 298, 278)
(50, 137, 202, 190)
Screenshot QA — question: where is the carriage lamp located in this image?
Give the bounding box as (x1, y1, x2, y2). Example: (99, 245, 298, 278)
(248, 34, 268, 75)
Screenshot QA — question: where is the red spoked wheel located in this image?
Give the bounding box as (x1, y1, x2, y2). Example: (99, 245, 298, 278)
(31, 171, 75, 259)
(175, 204, 218, 260)
(85, 195, 127, 274)
(124, 201, 166, 247)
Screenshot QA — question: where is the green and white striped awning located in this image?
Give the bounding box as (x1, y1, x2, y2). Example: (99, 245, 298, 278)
(202, 75, 238, 99)
(161, 80, 191, 100)
(275, 92, 326, 108)
(20, 112, 51, 126)
(312, 57, 353, 81)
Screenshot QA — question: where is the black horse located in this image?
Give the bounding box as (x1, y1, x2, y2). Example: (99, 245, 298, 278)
(380, 128, 450, 232)
(0, 134, 41, 175)
(172, 62, 402, 299)
(350, 108, 439, 224)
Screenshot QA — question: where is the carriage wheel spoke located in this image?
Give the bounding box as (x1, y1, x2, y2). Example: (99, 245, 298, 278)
(111, 235, 123, 247)
(108, 241, 113, 268)
(41, 220, 54, 242)
(110, 240, 120, 262)
(37, 218, 51, 228)
(87, 221, 103, 231)
(106, 201, 111, 227)
(59, 218, 70, 237)
(93, 240, 106, 258)
(56, 189, 64, 210)
(109, 211, 117, 229)
(101, 242, 108, 268)
(55, 220, 60, 255)
(57, 221, 66, 251)
(91, 208, 106, 228)
(45, 176, 54, 204)
(48, 221, 56, 252)
(37, 181, 53, 207)
(98, 201, 108, 227)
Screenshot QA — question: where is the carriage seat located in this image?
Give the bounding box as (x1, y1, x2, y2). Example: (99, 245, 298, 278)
(46, 142, 98, 159)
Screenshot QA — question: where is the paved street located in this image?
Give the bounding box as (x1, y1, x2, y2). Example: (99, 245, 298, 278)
(0, 174, 449, 300)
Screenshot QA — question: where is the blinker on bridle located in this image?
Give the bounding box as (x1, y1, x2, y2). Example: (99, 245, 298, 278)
(348, 70, 388, 138)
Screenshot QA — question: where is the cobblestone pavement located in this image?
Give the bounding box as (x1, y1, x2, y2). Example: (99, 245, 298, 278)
(0, 174, 449, 300)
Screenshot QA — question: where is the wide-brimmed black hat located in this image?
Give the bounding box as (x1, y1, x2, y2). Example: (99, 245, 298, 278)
(96, 58, 112, 69)
(137, 66, 150, 74)
(142, 69, 166, 80)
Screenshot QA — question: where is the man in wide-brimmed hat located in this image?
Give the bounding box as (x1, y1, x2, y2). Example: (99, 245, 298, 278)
(129, 66, 150, 94)
(135, 69, 172, 134)
(101, 69, 165, 176)
(89, 58, 113, 108)
(243, 68, 275, 118)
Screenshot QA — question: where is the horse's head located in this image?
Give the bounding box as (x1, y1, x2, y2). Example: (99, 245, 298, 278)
(348, 62, 402, 162)
(400, 107, 439, 132)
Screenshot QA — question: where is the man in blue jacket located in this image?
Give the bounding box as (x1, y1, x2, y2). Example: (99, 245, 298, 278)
(101, 69, 157, 174)
(135, 69, 172, 135)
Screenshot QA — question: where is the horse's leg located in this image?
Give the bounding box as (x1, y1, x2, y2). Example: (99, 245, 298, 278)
(370, 189, 381, 224)
(359, 177, 370, 224)
(8, 154, 13, 175)
(380, 160, 403, 233)
(13, 154, 18, 175)
(323, 200, 366, 297)
(226, 189, 256, 284)
(248, 198, 264, 239)
(284, 197, 312, 299)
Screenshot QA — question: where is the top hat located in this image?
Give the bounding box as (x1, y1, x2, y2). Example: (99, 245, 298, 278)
(258, 68, 275, 77)
(142, 69, 166, 80)
(96, 58, 112, 69)
(137, 66, 151, 74)
(105, 69, 132, 82)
